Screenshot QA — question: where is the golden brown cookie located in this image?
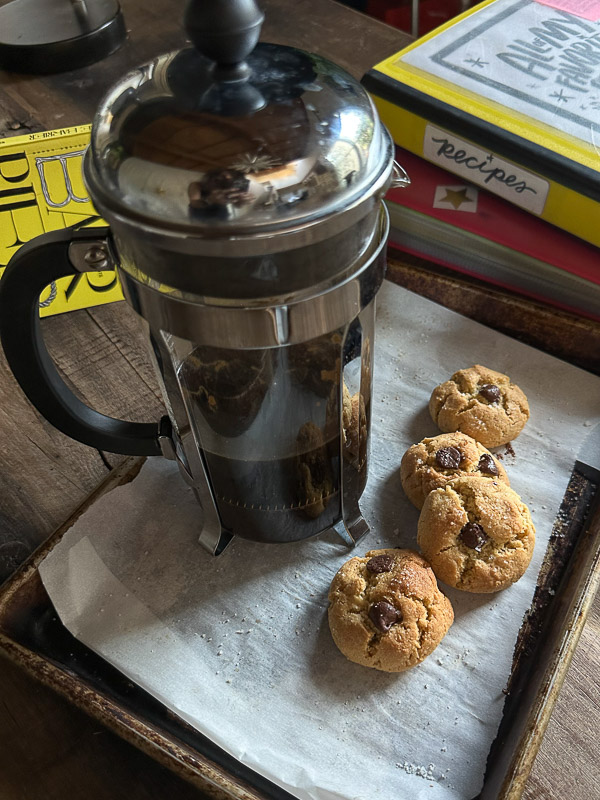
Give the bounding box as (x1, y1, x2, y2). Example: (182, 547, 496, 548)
(400, 432, 509, 509)
(417, 476, 535, 593)
(429, 365, 529, 448)
(328, 549, 454, 672)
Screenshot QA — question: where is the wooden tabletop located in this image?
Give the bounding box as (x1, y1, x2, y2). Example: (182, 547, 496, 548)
(0, 1, 598, 798)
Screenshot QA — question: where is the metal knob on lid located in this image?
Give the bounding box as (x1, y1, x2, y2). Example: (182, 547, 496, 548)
(184, 0, 264, 81)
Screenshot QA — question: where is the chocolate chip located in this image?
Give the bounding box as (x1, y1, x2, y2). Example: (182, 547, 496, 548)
(368, 601, 402, 632)
(366, 554, 394, 574)
(459, 522, 488, 552)
(478, 384, 501, 403)
(435, 446, 463, 470)
(478, 453, 499, 476)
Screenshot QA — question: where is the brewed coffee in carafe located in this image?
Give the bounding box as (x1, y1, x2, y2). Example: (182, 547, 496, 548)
(161, 305, 373, 543)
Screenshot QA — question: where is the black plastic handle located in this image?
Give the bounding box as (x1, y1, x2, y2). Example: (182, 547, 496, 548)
(0, 226, 163, 456)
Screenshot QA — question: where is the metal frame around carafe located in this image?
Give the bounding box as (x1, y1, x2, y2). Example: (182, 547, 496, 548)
(126, 208, 388, 554)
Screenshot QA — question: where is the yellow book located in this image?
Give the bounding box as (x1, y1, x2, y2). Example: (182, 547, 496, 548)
(0, 124, 123, 317)
(363, 0, 600, 248)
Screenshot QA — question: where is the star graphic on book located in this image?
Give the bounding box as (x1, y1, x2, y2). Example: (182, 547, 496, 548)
(440, 187, 474, 209)
(464, 57, 488, 68)
(550, 89, 573, 103)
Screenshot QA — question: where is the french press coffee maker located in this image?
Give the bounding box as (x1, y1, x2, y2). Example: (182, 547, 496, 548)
(0, 0, 408, 554)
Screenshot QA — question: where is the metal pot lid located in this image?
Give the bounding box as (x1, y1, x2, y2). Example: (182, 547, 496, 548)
(85, 0, 393, 247)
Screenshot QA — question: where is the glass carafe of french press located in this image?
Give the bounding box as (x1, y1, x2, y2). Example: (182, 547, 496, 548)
(0, 0, 408, 554)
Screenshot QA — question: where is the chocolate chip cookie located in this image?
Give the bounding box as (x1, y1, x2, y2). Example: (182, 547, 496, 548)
(328, 549, 454, 672)
(429, 365, 529, 448)
(417, 476, 535, 593)
(401, 432, 509, 509)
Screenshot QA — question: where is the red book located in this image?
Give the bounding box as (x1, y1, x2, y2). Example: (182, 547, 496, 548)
(386, 147, 600, 322)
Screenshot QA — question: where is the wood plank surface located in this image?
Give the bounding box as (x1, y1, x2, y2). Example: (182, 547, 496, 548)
(0, 1, 598, 799)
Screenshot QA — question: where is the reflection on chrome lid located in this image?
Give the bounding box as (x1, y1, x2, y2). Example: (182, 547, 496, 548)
(87, 43, 393, 239)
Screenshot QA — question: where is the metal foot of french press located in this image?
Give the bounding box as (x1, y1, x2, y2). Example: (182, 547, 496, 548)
(332, 514, 369, 548)
(196, 519, 234, 557)
(158, 416, 234, 556)
(332, 318, 371, 549)
(333, 445, 370, 547)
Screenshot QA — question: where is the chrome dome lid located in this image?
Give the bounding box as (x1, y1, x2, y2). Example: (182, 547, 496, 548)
(84, 0, 394, 254)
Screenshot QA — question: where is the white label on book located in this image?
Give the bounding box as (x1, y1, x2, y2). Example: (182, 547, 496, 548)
(399, 0, 600, 148)
(424, 125, 550, 213)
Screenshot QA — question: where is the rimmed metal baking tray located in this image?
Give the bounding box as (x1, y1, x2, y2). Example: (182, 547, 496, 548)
(1, 264, 599, 800)
(0, 437, 598, 800)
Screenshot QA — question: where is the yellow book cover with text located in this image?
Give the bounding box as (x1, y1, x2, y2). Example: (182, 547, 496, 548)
(0, 124, 124, 317)
(362, 0, 600, 248)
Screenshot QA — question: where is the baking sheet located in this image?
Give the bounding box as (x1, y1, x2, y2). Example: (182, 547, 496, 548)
(38, 281, 600, 800)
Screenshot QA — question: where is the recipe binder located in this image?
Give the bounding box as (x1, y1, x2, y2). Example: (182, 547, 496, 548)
(363, 0, 600, 247)
(386, 146, 600, 321)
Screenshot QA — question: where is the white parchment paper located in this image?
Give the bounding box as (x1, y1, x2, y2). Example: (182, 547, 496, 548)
(39, 282, 600, 800)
